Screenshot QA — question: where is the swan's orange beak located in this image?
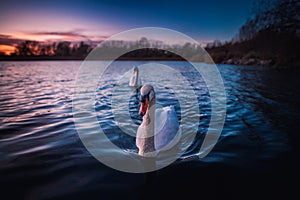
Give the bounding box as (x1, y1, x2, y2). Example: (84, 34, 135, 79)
(139, 98, 148, 116)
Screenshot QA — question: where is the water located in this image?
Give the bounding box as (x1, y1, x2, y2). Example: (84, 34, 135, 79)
(0, 61, 299, 199)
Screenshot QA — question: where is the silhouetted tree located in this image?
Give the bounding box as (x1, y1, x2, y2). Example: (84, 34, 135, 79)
(55, 42, 71, 56)
(239, 0, 300, 41)
(206, 40, 222, 48)
(15, 40, 40, 56)
(76, 42, 92, 56)
(138, 37, 150, 48)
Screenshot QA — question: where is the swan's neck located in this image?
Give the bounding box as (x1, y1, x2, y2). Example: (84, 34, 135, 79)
(144, 102, 155, 132)
(134, 71, 138, 86)
(141, 100, 156, 154)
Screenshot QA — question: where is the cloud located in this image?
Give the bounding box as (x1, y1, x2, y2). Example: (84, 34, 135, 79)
(0, 30, 108, 45)
(32, 31, 89, 39)
(0, 34, 24, 45)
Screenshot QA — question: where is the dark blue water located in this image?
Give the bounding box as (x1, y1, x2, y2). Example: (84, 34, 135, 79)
(0, 61, 299, 199)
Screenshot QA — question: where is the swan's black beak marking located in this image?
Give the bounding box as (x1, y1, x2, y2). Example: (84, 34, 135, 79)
(139, 94, 148, 116)
(140, 94, 148, 103)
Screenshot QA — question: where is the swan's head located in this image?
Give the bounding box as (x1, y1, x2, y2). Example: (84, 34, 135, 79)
(133, 66, 139, 73)
(139, 84, 155, 116)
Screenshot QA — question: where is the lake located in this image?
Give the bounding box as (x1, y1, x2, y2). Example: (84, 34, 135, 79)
(0, 61, 298, 199)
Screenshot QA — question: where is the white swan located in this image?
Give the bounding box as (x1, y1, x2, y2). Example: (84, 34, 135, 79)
(136, 84, 182, 157)
(129, 66, 142, 87)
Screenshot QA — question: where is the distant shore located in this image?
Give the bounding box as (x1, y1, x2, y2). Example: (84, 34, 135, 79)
(0, 55, 284, 68)
(0, 55, 272, 66)
(205, 29, 300, 69)
(207, 56, 274, 67)
(0, 55, 298, 69)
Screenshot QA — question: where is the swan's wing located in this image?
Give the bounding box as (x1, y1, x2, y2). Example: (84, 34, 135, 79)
(155, 106, 181, 151)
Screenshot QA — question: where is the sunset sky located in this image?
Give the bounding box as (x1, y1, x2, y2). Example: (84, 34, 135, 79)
(0, 0, 254, 55)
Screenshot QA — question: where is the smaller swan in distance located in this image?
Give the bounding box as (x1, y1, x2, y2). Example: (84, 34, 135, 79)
(129, 66, 142, 87)
(136, 84, 182, 157)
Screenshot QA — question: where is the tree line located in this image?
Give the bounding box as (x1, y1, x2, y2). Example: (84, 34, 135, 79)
(12, 41, 93, 58)
(2, 37, 206, 61)
(206, 0, 300, 68)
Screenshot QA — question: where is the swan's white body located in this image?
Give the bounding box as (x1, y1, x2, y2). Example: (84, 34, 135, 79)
(129, 67, 142, 87)
(136, 106, 181, 155)
(136, 84, 181, 157)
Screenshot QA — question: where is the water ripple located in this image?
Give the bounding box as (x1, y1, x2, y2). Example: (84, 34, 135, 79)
(0, 61, 295, 198)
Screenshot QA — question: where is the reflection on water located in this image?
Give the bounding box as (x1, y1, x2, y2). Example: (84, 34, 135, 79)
(0, 61, 298, 199)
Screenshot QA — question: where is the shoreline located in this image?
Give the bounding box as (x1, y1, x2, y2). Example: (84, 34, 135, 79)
(1, 56, 298, 69)
(0, 55, 272, 64)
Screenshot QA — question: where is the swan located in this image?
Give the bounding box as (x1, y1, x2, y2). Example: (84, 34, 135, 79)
(129, 66, 142, 87)
(136, 84, 182, 157)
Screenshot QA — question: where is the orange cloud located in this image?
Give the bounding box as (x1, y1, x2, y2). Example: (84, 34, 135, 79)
(0, 31, 108, 45)
(0, 31, 108, 55)
(14, 31, 86, 42)
(0, 44, 15, 55)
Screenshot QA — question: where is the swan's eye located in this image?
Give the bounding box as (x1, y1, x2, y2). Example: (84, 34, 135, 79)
(140, 94, 148, 103)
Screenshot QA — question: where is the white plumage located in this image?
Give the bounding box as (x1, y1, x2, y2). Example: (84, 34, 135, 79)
(136, 84, 181, 156)
(129, 66, 142, 87)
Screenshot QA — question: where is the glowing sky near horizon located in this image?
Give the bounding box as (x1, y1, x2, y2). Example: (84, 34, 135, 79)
(0, 0, 254, 54)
